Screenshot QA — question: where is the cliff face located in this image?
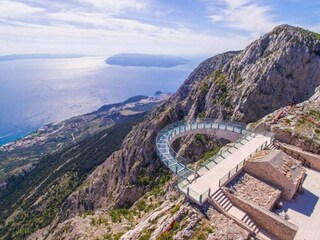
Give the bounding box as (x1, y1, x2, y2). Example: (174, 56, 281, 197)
(253, 87, 320, 154)
(60, 25, 320, 221)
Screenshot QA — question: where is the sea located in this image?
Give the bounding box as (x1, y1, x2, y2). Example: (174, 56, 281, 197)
(0, 56, 199, 145)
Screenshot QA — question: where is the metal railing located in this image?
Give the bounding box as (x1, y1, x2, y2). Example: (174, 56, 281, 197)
(272, 141, 310, 167)
(156, 119, 274, 205)
(180, 138, 273, 205)
(156, 119, 247, 179)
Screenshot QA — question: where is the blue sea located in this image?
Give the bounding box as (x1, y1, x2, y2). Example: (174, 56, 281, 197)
(0, 56, 198, 145)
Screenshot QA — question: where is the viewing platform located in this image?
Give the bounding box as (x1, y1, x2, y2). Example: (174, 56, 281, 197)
(156, 119, 273, 205)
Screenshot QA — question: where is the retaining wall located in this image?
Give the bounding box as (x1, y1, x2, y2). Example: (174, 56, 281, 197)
(223, 188, 298, 240)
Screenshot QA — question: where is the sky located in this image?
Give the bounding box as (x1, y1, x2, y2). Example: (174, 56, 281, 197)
(1, 0, 320, 57)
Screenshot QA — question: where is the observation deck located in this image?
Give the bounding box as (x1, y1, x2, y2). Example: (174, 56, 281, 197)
(156, 119, 273, 205)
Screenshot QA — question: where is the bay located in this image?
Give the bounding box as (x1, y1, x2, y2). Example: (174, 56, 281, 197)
(0, 56, 196, 145)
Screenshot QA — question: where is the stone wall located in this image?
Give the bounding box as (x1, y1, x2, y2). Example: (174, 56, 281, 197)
(244, 161, 296, 200)
(223, 189, 298, 240)
(281, 143, 320, 170)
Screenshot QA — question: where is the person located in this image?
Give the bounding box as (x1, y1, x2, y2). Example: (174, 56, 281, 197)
(290, 97, 296, 108)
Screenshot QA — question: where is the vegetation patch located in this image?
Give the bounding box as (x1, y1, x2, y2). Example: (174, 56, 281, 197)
(191, 220, 214, 240)
(0, 116, 145, 240)
(200, 81, 210, 94)
(309, 110, 320, 121)
(198, 111, 206, 120)
(299, 28, 320, 40)
(137, 168, 152, 186)
(139, 229, 152, 240)
(212, 70, 227, 92)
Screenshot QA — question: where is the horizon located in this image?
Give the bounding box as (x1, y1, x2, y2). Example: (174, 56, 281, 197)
(1, 0, 320, 58)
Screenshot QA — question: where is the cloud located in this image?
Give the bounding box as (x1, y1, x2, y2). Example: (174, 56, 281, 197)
(0, 15, 251, 56)
(77, 0, 147, 14)
(206, 0, 279, 37)
(0, 0, 44, 18)
(0, 0, 253, 56)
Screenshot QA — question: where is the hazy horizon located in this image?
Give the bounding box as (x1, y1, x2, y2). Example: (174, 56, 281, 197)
(1, 0, 320, 57)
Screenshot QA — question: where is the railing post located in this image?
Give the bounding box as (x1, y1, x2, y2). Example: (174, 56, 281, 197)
(228, 171, 231, 179)
(187, 187, 190, 196)
(199, 194, 202, 204)
(208, 188, 211, 197)
(175, 165, 178, 174)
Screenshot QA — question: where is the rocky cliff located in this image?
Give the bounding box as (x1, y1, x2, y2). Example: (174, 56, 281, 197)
(59, 24, 320, 223)
(253, 86, 320, 154)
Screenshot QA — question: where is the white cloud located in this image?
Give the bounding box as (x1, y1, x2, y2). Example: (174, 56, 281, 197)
(0, 0, 44, 17)
(77, 0, 147, 14)
(0, 0, 253, 56)
(206, 0, 279, 37)
(0, 16, 251, 56)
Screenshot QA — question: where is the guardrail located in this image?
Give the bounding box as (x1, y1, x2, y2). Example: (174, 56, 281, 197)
(218, 139, 270, 187)
(181, 138, 273, 205)
(156, 119, 247, 180)
(272, 141, 310, 167)
(156, 119, 274, 205)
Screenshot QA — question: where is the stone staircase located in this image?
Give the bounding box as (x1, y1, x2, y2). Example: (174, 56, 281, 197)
(241, 214, 260, 235)
(267, 143, 277, 150)
(210, 189, 273, 239)
(212, 188, 233, 212)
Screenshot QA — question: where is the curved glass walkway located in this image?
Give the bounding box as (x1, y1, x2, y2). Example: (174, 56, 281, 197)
(156, 119, 274, 205)
(156, 119, 247, 179)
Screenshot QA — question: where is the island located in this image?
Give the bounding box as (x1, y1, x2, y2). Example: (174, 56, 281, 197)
(105, 53, 188, 67)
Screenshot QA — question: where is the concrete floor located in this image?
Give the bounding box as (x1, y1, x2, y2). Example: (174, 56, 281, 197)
(185, 134, 271, 198)
(277, 168, 320, 240)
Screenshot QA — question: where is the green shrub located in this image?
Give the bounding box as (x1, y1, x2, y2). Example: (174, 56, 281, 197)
(114, 232, 125, 240)
(103, 233, 112, 239)
(170, 205, 181, 214)
(198, 112, 206, 119)
(136, 200, 147, 212)
(139, 229, 152, 240)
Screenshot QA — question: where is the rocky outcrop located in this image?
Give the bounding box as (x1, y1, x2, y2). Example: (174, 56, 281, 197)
(59, 25, 320, 221)
(253, 87, 320, 154)
(229, 25, 320, 122)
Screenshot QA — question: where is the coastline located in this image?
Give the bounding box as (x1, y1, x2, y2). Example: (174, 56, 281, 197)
(0, 93, 169, 147)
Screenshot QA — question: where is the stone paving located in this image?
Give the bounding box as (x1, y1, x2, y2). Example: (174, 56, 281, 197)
(227, 172, 280, 209)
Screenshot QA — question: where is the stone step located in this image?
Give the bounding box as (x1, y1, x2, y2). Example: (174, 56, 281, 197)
(219, 196, 229, 207)
(225, 202, 233, 211)
(241, 214, 261, 236)
(212, 189, 223, 200)
(217, 195, 228, 205)
(221, 198, 231, 209)
(267, 143, 277, 150)
(214, 193, 224, 202)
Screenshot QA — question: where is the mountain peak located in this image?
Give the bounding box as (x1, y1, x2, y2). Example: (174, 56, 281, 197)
(271, 24, 320, 41)
(272, 24, 298, 32)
